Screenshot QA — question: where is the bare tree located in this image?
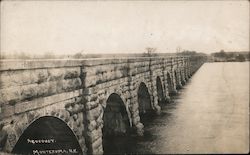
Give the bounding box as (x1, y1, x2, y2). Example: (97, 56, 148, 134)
(176, 46, 181, 54)
(144, 47, 157, 57)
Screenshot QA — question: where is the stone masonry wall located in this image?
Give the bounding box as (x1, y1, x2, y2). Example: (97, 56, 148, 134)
(0, 60, 87, 154)
(0, 56, 205, 155)
(82, 57, 192, 154)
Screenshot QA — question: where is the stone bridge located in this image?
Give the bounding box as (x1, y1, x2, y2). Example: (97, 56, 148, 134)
(0, 56, 206, 154)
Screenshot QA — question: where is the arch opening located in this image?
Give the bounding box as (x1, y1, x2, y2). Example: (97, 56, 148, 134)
(174, 70, 181, 90)
(12, 116, 83, 155)
(180, 70, 186, 85)
(103, 93, 130, 137)
(138, 82, 153, 123)
(167, 72, 174, 96)
(156, 77, 165, 107)
(102, 93, 131, 154)
(184, 68, 189, 81)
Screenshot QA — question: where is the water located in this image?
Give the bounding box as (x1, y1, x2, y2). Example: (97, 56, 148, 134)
(105, 62, 249, 154)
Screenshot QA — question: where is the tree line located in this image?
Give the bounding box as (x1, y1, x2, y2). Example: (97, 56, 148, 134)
(211, 50, 249, 62)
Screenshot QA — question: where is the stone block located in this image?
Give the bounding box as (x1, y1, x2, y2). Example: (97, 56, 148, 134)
(14, 90, 81, 114)
(97, 145, 104, 155)
(85, 101, 99, 111)
(91, 137, 102, 153)
(75, 96, 82, 104)
(83, 87, 96, 95)
(37, 82, 50, 97)
(78, 138, 87, 153)
(3, 125, 17, 151)
(135, 122, 144, 136)
(0, 105, 15, 119)
(126, 99, 131, 106)
(88, 120, 97, 132)
(46, 82, 58, 96)
(62, 78, 82, 92)
(86, 127, 102, 143)
(0, 69, 49, 89)
(84, 76, 97, 88)
(71, 121, 79, 135)
(27, 111, 40, 123)
(77, 113, 84, 123)
(21, 84, 40, 100)
(132, 109, 139, 118)
(132, 116, 140, 125)
(86, 107, 100, 121)
(71, 103, 84, 114)
(47, 68, 65, 81)
(96, 114, 103, 128)
(73, 114, 78, 121)
(0, 86, 22, 105)
(131, 103, 139, 113)
(64, 68, 81, 79)
(89, 95, 98, 102)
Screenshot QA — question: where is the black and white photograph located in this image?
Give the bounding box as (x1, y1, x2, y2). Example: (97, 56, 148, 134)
(0, 0, 249, 154)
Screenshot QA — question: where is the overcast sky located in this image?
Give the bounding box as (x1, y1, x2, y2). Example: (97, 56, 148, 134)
(1, 0, 249, 55)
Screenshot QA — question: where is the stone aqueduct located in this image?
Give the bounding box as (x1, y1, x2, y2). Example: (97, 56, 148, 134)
(0, 56, 205, 154)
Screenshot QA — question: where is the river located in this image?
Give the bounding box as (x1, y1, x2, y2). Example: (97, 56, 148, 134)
(104, 62, 249, 154)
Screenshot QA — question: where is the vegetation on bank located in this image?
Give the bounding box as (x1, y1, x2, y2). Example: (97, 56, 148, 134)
(210, 50, 249, 62)
(0, 52, 179, 59)
(1, 49, 248, 63)
(0, 48, 207, 60)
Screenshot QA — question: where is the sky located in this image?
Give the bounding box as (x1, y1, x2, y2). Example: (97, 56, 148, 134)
(0, 0, 249, 55)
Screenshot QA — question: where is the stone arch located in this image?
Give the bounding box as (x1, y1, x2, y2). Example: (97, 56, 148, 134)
(137, 82, 153, 123)
(156, 76, 165, 107)
(174, 70, 178, 87)
(174, 70, 182, 90)
(166, 72, 176, 96)
(102, 93, 131, 154)
(134, 79, 154, 110)
(102, 89, 132, 127)
(12, 116, 83, 155)
(180, 69, 186, 85)
(186, 67, 190, 80)
(2, 108, 85, 154)
(102, 93, 130, 137)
